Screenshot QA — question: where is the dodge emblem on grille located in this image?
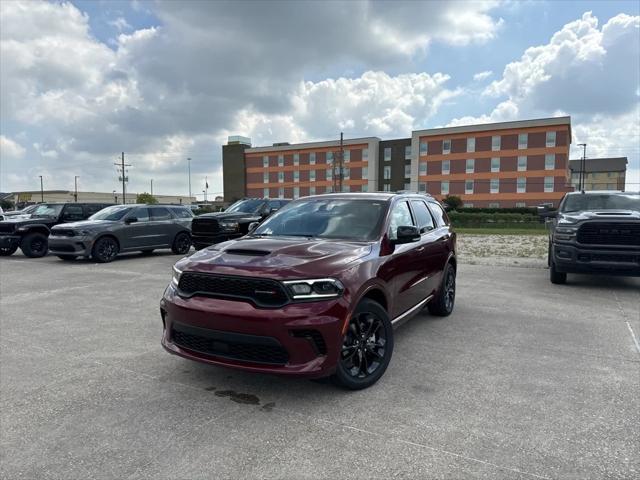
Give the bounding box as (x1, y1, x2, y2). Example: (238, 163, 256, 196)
(254, 289, 277, 295)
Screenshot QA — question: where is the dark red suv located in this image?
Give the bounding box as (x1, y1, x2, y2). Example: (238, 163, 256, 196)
(160, 193, 457, 389)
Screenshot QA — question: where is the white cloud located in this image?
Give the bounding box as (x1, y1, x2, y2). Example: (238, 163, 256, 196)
(0, 135, 26, 159)
(473, 70, 493, 81)
(108, 17, 132, 32)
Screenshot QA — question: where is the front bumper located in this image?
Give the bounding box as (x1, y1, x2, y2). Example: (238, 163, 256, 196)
(0, 235, 20, 249)
(552, 242, 640, 276)
(192, 232, 243, 249)
(48, 235, 93, 256)
(160, 284, 349, 378)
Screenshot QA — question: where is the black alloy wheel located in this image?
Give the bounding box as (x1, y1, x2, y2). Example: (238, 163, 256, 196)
(332, 299, 393, 390)
(172, 232, 191, 255)
(21, 232, 48, 258)
(0, 245, 18, 256)
(92, 236, 119, 263)
(427, 263, 456, 316)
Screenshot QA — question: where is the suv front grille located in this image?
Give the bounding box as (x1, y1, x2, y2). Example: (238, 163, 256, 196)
(577, 222, 640, 246)
(0, 223, 16, 233)
(192, 218, 220, 235)
(52, 229, 75, 237)
(171, 323, 288, 365)
(177, 272, 290, 307)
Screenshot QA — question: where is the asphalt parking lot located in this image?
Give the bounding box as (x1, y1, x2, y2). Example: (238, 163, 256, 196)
(1, 250, 639, 479)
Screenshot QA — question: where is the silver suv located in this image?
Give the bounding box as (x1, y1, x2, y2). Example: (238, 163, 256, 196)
(48, 204, 194, 262)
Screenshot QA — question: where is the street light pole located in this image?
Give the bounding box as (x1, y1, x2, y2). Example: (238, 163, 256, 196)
(150, 179, 153, 197)
(577, 143, 587, 192)
(74, 176, 79, 202)
(39, 175, 44, 202)
(187, 158, 192, 201)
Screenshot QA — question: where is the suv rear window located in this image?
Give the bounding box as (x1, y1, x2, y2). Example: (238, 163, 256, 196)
(410, 200, 435, 233)
(428, 202, 449, 227)
(150, 207, 172, 221)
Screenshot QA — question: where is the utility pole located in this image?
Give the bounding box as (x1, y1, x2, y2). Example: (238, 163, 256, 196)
(187, 157, 192, 201)
(204, 176, 208, 202)
(74, 176, 79, 202)
(150, 179, 153, 197)
(114, 152, 131, 205)
(577, 143, 587, 192)
(38, 175, 44, 202)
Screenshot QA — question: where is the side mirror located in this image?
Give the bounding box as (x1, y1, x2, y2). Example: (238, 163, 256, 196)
(248, 221, 260, 232)
(537, 206, 557, 218)
(392, 225, 421, 244)
(125, 217, 138, 224)
(269, 207, 279, 215)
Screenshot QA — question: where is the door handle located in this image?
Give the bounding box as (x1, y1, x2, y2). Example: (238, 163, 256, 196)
(416, 246, 425, 252)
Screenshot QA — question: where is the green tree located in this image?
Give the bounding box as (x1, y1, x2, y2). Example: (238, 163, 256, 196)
(1, 199, 15, 210)
(136, 192, 158, 204)
(442, 195, 463, 211)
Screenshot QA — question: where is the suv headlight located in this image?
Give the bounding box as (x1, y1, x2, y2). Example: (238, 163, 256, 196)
(171, 265, 183, 286)
(282, 278, 344, 300)
(219, 221, 239, 232)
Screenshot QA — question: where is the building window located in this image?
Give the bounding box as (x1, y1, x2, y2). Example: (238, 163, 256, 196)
(465, 180, 474, 194)
(362, 166, 368, 179)
(517, 156, 527, 171)
(546, 131, 556, 147)
(263, 155, 269, 168)
(384, 147, 391, 161)
(492, 135, 501, 151)
(293, 170, 299, 182)
(443, 139, 451, 154)
(362, 184, 368, 192)
(463, 203, 474, 208)
(544, 176, 554, 192)
(466, 159, 475, 173)
(419, 162, 427, 175)
(293, 153, 299, 165)
(405, 145, 411, 159)
(326, 168, 332, 180)
(263, 188, 269, 198)
(343, 167, 350, 179)
(343, 150, 350, 163)
(490, 178, 499, 194)
(293, 186, 300, 198)
(342, 184, 350, 193)
(362, 148, 368, 160)
(310, 170, 316, 181)
(326, 185, 333, 193)
(467, 137, 475, 153)
(403, 182, 410, 190)
(309, 152, 316, 165)
(491, 157, 500, 173)
(442, 160, 450, 175)
(383, 183, 391, 192)
(278, 154, 284, 167)
(488, 202, 500, 208)
(545, 154, 555, 170)
(278, 172, 284, 183)
(441, 180, 449, 195)
(327, 151, 334, 164)
(404, 164, 411, 177)
(418, 183, 427, 193)
(517, 177, 526, 193)
(278, 187, 284, 197)
(419, 142, 428, 155)
(518, 133, 528, 149)
(263, 172, 269, 183)
(309, 186, 316, 195)
(515, 202, 526, 208)
(383, 165, 391, 180)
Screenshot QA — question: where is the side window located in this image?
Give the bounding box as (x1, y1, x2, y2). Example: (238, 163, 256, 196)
(388, 201, 414, 240)
(84, 204, 104, 216)
(62, 205, 84, 221)
(410, 200, 435, 233)
(267, 200, 282, 211)
(150, 207, 172, 221)
(132, 207, 150, 222)
(428, 202, 449, 227)
(170, 207, 193, 218)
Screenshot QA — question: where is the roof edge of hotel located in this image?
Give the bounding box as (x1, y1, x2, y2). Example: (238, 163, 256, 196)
(245, 136, 381, 153)
(412, 116, 571, 137)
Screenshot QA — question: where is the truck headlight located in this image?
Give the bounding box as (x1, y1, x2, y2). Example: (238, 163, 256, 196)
(172, 265, 183, 286)
(283, 278, 344, 300)
(555, 226, 577, 241)
(219, 221, 239, 232)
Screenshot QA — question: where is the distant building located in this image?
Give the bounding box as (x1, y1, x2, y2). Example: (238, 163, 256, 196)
(9, 190, 197, 207)
(569, 157, 627, 191)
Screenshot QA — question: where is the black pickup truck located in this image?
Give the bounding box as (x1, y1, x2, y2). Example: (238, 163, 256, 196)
(539, 191, 640, 284)
(191, 198, 289, 250)
(0, 202, 113, 257)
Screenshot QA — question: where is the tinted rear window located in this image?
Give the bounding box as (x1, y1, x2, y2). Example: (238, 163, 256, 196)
(170, 207, 194, 218)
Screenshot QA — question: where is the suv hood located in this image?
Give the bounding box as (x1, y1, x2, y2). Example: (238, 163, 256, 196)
(181, 236, 373, 279)
(52, 219, 114, 230)
(0, 216, 56, 226)
(196, 212, 260, 222)
(559, 209, 640, 223)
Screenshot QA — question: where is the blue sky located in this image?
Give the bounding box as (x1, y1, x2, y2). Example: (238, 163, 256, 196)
(1, 0, 639, 197)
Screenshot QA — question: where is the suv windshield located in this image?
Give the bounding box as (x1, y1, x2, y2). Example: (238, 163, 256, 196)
(30, 204, 64, 218)
(225, 199, 265, 214)
(90, 205, 132, 221)
(561, 193, 640, 212)
(253, 198, 387, 240)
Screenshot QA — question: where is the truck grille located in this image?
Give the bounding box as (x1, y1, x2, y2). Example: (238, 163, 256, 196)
(177, 272, 290, 307)
(577, 222, 640, 246)
(171, 323, 289, 365)
(0, 223, 16, 233)
(192, 218, 220, 235)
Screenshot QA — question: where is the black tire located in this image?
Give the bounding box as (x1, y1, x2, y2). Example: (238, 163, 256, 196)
(57, 255, 77, 261)
(20, 232, 48, 258)
(92, 236, 119, 263)
(428, 263, 456, 317)
(172, 232, 191, 255)
(141, 249, 154, 255)
(0, 245, 18, 256)
(550, 260, 567, 284)
(331, 299, 394, 390)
